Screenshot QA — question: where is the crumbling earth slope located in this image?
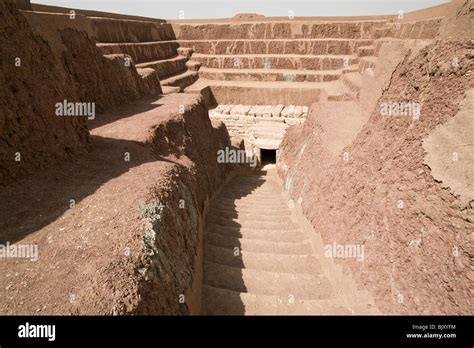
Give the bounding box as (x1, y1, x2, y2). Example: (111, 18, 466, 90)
(279, 30, 473, 314)
(0, 0, 161, 184)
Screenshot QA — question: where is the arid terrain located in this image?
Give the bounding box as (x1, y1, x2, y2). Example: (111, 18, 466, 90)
(0, 0, 472, 315)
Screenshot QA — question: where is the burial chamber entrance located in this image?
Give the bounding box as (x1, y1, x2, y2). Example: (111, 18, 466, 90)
(260, 148, 277, 165)
(208, 104, 308, 166)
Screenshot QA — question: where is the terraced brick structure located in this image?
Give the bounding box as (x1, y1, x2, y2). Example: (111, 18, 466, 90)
(171, 14, 444, 159)
(1, 0, 472, 318)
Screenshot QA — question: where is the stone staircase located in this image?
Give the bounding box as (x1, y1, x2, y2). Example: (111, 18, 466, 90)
(174, 21, 396, 105)
(91, 17, 443, 102)
(340, 39, 386, 96)
(93, 18, 199, 93)
(202, 169, 377, 315)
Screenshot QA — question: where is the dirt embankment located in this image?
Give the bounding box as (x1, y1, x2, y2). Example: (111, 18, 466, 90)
(133, 99, 233, 314)
(2, 0, 235, 314)
(85, 95, 234, 315)
(279, 18, 473, 313)
(0, 93, 234, 315)
(0, 0, 161, 185)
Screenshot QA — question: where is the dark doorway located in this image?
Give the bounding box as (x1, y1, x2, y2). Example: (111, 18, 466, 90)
(260, 149, 276, 164)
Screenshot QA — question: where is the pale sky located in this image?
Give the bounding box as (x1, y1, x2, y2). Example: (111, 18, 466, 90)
(31, 0, 450, 19)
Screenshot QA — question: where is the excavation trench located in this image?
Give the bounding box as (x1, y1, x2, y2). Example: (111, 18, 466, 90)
(191, 73, 387, 313)
(199, 140, 378, 314)
(4, 0, 468, 316)
(160, 76, 381, 314)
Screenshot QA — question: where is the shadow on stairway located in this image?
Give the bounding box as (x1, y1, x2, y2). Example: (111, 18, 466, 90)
(202, 170, 268, 315)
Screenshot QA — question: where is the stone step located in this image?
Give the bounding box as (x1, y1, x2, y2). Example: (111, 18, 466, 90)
(201, 172, 379, 315)
(390, 18, 443, 40)
(199, 67, 342, 82)
(135, 55, 187, 79)
(97, 41, 179, 64)
(136, 67, 162, 92)
(160, 71, 199, 90)
(219, 194, 286, 203)
(161, 86, 181, 95)
(212, 194, 286, 203)
(226, 178, 275, 186)
(356, 45, 375, 57)
(186, 78, 354, 105)
(203, 262, 334, 300)
(177, 47, 194, 59)
(221, 184, 280, 190)
(358, 56, 377, 74)
(207, 217, 299, 230)
(90, 17, 175, 43)
(205, 232, 312, 255)
(220, 188, 281, 195)
(217, 191, 284, 199)
(341, 72, 363, 93)
(342, 64, 359, 74)
(373, 40, 391, 57)
(186, 60, 202, 71)
(224, 180, 279, 187)
(214, 199, 288, 209)
(206, 224, 306, 243)
(209, 200, 291, 212)
(175, 21, 391, 40)
(192, 53, 358, 70)
(204, 245, 322, 274)
(212, 190, 286, 200)
(223, 188, 282, 194)
(221, 178, 277, 186)
(221, 188, 283, 195)
(213, 197, 289, 209)
(202, 286, 351, 315)
(374, 26, 395, 39)
(177, 38, 374, 55)
(209, 205, 291, 216)
(207, 212, 292, 226)
(212, 194, 289, 205)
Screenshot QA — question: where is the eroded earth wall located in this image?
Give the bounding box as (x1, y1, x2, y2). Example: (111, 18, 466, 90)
(0, 0, 162, 185)
(79, 96, 234, 315)
(278, 5, 473, 314)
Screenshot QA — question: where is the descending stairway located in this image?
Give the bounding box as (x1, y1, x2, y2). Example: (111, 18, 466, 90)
(202, 169, 377, 315)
